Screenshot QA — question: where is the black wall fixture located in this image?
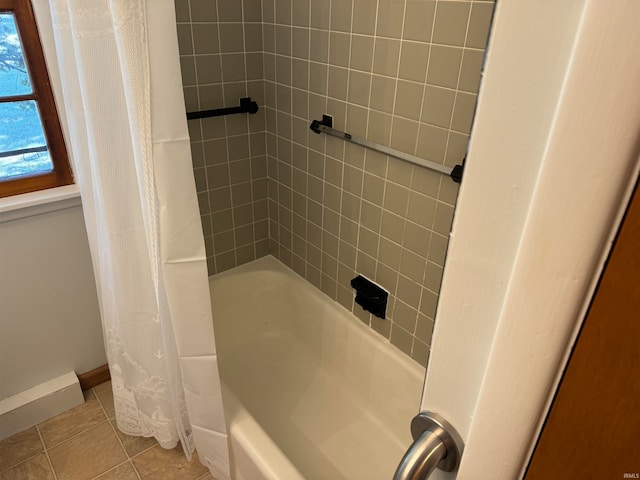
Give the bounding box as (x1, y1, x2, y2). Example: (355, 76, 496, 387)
(351, 275, 389, 319)
(187, 97, 259, 120)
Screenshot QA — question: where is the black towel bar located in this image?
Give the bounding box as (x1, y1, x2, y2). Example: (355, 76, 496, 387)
(187, 97, 259, 120)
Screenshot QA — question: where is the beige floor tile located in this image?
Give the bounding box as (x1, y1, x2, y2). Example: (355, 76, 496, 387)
(94, 381, 115, 419)
(94, 461, 139, 480)
(197, 473, 215, 480)
(0, 453, 54, 480)
(48, 422, 126, 480)
(0, 426, 43, 472)
(132, 445, 208, 480)
(38, 391, 106, 448)
(111, 420, 157, 457)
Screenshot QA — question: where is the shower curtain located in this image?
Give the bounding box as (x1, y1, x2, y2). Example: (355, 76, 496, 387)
(48, 1, 229, 478)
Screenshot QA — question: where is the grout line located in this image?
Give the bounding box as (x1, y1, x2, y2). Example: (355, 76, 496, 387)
(334, 0, 357, 298)
(0, 432, 45, 474)
(36, 425, 59, 480)
(213, 0, 232, 274)
(41, 418, 112, 451)
(92, 384, 110, 419)
(105, 417, 155, 480)
(89, 459, 133, 480)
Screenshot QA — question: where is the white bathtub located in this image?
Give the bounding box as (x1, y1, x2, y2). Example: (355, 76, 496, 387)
(209, 255, 425, 480)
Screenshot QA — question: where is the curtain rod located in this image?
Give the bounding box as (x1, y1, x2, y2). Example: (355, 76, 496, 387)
(310, 115, 464, 183)
(187, 97, 258, 120)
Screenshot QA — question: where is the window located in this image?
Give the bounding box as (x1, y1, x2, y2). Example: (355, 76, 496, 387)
(0, 0, 72, 198)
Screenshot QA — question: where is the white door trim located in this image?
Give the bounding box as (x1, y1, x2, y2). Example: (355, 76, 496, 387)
(420, 1, 640, 479)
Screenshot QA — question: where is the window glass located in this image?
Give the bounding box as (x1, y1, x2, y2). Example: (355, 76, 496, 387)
(0, 13, 32, 96)
(0, 11, 55, 183)
(0, 101, 52, 180)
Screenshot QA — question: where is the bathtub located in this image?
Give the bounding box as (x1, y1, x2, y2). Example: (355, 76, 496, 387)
(209, 255, 425, 480)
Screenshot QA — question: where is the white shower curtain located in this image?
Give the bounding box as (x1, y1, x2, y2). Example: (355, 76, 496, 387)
(48, 1, 229, 478)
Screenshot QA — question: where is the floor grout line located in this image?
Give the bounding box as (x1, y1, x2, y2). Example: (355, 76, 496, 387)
(130, 458, 143, 480)
(36, 425, 58, 480)
(0, 450, 41, 474)
(89, 459, 131, 480)
(90, 381, 145, 479)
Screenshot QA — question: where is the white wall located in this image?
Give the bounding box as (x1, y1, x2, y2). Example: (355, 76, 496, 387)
(0, 202, 106, 399)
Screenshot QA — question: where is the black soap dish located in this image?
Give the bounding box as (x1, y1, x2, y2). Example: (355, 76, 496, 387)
(351, 275, 389, 319)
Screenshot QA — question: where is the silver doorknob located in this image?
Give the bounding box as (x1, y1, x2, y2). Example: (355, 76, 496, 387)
(393, 412, 464, 480)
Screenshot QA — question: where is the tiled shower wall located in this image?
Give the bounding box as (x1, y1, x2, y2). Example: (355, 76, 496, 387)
(263, 0, 493, 364)
(175, 0, 493, 364)
(175, 0, 269, 275)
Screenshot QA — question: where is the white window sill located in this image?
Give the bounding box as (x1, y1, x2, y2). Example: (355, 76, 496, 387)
(0, 184, 82, 223)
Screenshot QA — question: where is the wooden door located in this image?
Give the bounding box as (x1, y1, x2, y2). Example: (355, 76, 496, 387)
(525, 181, 640, 478)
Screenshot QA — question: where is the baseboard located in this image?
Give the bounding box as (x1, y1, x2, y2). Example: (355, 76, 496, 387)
(78, 364, 110, 391)
(0, 372, 84, 441)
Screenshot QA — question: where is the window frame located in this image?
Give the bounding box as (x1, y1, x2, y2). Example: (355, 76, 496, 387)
(0, 0, 72, 198)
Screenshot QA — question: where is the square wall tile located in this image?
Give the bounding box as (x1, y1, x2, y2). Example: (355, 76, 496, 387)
(352, 0, 378, 35)
(292, 27, 310, 59)
(415, 313, 435, 345)
(348, 71, 372, 107)
(367, 110, 392, 145)
(221, 54, 247, 82)
(458, 49, 485, 93)
(245, 23, 264, 51)
(218, 0, 243, 22)
(390, 117, 419, 153)
(195, 55, 222, 84)
(275, 0, 292, 24)
(376, 0, 405, 38)
(416, 123, 449, 163)
(390, 324, 413, 356)
(370, 75, 397, 114)
(394, 80, 424, 120)
(191, 24, 219, 54)
(219, 24, 245, 53)
(422, 85, 455, 128)
(328, 66, 349, 101)
(398, 42, 429, 83)
(426, 45, 463, 89)
(403, 0, 436, 42)
(310, 0, 330, 29)
(243, 0, 263, 22)
(451, 92, 478, 134)
(466, 2, 494, 49)
(276, 25, 292, 55)
(387, 157, 413, 187)
(350, 35, 375, 72)
(373, 38, 401, 77)
(187, 0, 218, 22)
(293, 1, 310, 26)
(330, 0, 352, 32)
(329, 32, 351, 67)
(432, 1, 471, 47)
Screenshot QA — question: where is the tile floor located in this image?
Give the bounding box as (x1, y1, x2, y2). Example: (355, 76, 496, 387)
(0, 381, 214, 480)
